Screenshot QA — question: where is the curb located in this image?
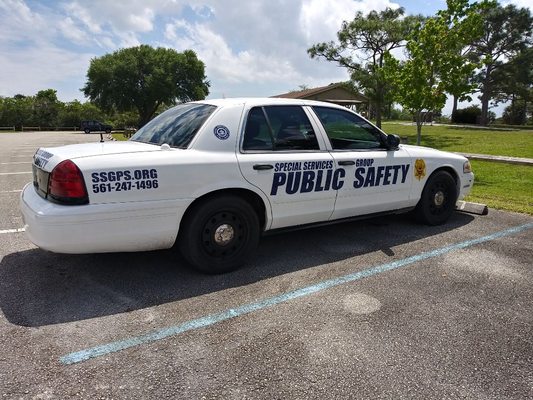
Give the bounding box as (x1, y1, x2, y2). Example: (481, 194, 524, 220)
(456, 201, 489, 215)
(455, 152, 533, 166)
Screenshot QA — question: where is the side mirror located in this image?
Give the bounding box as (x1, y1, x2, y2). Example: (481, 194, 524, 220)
(386, 134, 400, 150)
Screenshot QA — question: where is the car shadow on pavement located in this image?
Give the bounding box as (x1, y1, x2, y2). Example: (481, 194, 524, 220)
(0, 212, 474, 327)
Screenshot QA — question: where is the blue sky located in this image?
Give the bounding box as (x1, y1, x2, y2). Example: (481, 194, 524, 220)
(0, 0, 531, 116)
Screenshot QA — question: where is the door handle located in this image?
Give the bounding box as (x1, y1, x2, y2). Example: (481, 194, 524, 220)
(253, 164, 274, 170)
(338, 160, 355, 166)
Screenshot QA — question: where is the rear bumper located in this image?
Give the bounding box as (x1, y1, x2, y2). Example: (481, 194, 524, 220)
(20, 183, 191, 254)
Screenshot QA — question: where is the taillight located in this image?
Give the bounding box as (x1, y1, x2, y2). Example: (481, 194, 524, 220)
(48, 160, 89, 205)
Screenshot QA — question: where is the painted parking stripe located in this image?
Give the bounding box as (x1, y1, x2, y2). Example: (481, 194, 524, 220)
(60, 222, 533, 365)
(0, 190, 22, 193)
(0, 162, 31, 165)
(0, 228, 25, 234)
(0, 172, 31, 175)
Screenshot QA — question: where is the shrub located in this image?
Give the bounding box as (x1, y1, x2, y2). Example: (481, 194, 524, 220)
(452, 106, 481, 124)
(502, 103, 527, 125)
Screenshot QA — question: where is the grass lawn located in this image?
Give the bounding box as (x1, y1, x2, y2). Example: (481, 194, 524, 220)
(381, 123, 533, 158)
(112, 133, 129, 141)
(465, 160, 533, 215)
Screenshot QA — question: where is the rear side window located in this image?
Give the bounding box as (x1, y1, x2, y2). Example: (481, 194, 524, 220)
(313, 106, 384, 150)
(243, 106, 319, 151)
(131, 103, 216, 148)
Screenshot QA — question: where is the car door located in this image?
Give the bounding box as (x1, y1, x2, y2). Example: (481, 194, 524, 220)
(310, 106, 413, 220)
(236, 105, 336, 230)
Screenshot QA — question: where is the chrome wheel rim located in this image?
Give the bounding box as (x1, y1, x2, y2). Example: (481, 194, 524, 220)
(214, 224, 235, 246)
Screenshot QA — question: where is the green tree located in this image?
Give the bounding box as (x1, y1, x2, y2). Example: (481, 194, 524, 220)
(0, 97, 5, 126)
(1, 94, 34, 129)
(384, 0, 490, 144)
(57, 100, 106, 127)
(33, 89, 60, 127)
(471, 4, 532, 125)
(492, 47, 533, 124)
(308, 8, 422, 128)
(57, 100, 82, 127)
(83, 45, 210, 127)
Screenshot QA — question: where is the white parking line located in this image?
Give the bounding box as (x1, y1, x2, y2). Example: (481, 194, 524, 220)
(0, 228, 25, 234)
(0, 171, 31, 175)
(0, 190, 22, 193)
(0, 162, 31, 165)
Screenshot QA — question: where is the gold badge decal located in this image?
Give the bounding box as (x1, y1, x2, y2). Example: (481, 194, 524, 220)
(414, 159, 426, 181)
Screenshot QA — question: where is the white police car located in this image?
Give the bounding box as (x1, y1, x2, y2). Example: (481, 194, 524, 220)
(21, 98, 474, 273)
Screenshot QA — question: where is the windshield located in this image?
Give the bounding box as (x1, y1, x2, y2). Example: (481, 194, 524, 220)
(130, 103, 217, 148)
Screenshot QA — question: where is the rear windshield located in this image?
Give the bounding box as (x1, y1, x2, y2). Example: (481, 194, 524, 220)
(130, 103, 216, 148)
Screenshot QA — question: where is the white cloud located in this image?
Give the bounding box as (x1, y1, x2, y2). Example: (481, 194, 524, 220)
(58, 17, 91, 45)
(165, 19, 301, 85)
(300, 0, 401, 43)
(0, 44, 92, 99)
(63, 2, 103, 34)
(128, 8, 155, 32)
(0, 0, 49, 42)
(502, 0, 533, 9)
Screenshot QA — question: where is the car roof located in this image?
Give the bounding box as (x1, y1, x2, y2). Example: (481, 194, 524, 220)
(191, 97, 351, 110)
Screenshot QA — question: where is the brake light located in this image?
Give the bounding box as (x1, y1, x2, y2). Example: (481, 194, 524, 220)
(48, 160, 89, 205)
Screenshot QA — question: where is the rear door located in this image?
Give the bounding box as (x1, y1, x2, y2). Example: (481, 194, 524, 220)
(310, 106, 413, 219)
(236, 105, 336, 230)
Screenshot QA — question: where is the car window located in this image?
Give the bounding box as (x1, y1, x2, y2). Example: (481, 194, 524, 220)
(312, 106, 384, 150)
(130, 103, 216, 148)
(242, 106, 319, 151)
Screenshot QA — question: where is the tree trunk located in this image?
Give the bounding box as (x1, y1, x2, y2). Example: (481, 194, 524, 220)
(480, 93, 490, 126)
(138, 101, 161, 128)
(375, 105, 382, 129)
(479, 66, 493, 126)
(416, 110, 423, 146)
(452, 95, 458, 122)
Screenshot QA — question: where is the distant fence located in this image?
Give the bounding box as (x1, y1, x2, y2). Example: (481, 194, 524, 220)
(0, 126, 15, 131)
(20, 126, 79, 131)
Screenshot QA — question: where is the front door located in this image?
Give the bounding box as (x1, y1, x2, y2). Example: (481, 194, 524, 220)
(309, 106, 413, 220)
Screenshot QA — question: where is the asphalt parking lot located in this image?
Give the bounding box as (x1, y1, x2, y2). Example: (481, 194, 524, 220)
(1, 132, 532, 399)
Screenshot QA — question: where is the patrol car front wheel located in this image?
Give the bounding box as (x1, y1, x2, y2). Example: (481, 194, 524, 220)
(414, 170, 457, 226)
(178, 195, 260, 274)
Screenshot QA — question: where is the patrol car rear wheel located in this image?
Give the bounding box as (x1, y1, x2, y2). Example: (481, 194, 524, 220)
(84, 128, 90, 134)
(178, 195, 260, 274)
(415, 170, 457, 225)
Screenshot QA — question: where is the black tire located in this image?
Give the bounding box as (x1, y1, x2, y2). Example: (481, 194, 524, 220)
(178, 195, 260, 274)
(84, 128, 90, 134)
(105, 129, 111, 134)
(414, 170, 458, 225)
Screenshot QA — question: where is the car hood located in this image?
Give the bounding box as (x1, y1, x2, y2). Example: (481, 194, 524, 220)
(401, 144, 467, 162)
(33, 141, 163, 172)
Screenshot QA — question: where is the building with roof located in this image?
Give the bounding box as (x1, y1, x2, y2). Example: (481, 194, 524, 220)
(272, 82, 369, 110)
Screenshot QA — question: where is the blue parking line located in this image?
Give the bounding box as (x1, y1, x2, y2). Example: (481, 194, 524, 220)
(60, 222, 533, 365)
